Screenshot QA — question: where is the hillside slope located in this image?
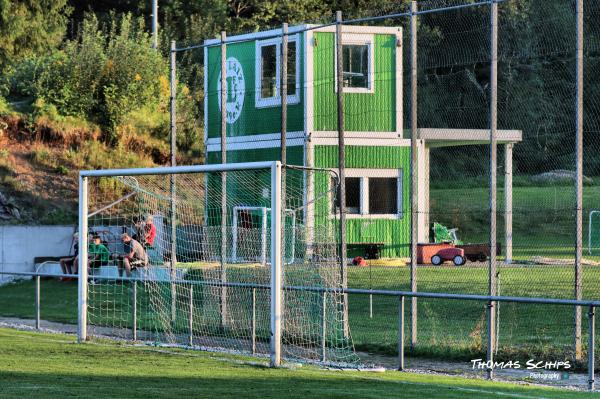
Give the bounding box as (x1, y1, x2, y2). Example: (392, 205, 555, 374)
(0, 115, 175, 224)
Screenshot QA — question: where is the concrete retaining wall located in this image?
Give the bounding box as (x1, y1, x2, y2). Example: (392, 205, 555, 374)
(0, 225, 76, 283)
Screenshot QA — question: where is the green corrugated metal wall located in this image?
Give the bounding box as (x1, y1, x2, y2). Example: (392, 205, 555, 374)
(206, 146, 305, 224)
(314, 145, 411, 258)
(206, 36, 304, 139)
(313, 33, 397, 132)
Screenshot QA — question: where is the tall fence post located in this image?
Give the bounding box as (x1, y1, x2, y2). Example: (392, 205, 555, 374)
(588, 305, 595, 391)
(151, 0, 158, 49)
(169, 40, 178, 324)
(487, 0, 498, 380)
(77, 174, 89, 343)
(220, 31, 228, 328)
(335, 10, 349, 338)
(252, 287, 256, 354)
(132, 281, 137, 341)
(410, 0, 419, 351)
(270, 161, 283, 367)
(189, 285, 194, 347)
(321, 291, 327, 362)
(504, 143, 513, 264)
(280, 23, 288, 295)
(35, 275, 40, 330)
(575, 0, 584, 361)
(398, 295, 405, 371)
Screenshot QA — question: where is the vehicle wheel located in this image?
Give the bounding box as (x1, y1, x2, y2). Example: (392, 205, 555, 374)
(453, 255, 465, 266)
(467, 255, 478, 262)
(477, 253, 487, 262)
(431, 255, 442, 265)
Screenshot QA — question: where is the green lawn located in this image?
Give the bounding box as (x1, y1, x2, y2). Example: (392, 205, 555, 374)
(2, 184, 600, 367)
(0, 267, 596, 364)
(430, 184, 600, 261)
(0, 327, 595, 399)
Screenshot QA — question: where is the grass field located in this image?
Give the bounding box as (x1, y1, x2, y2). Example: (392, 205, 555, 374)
(2, 183, 600, 369)
(430, 184, 600, 260)
(0, 327, 596, 399)
(0, 265, 597, 364)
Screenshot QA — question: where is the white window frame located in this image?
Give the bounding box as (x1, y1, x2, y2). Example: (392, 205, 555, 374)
(331, 168, 403, 219)
(255, 34, 301, 108)
(334, 33, 375, 94)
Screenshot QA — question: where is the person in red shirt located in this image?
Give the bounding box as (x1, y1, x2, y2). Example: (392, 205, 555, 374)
(143, 215, 157, 248)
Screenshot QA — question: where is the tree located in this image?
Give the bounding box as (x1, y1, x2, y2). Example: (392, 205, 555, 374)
(0, 0, 71, 69)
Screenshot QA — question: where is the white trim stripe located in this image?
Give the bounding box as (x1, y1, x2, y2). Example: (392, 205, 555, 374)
(208, 138, 305, 152)
(203, 24, 401, 46)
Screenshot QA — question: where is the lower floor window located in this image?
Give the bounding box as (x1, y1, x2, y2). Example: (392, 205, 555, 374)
(334, 170, 403, 217)
(369, 178, 398, 214)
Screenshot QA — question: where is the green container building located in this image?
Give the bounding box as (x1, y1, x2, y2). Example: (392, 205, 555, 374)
(204, 25, 522, 260)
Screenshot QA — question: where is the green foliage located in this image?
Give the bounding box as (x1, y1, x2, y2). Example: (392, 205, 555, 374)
(31, 14, 169, 143)
(39, 208, 77, 224)
(0, 0, 71, 70)
(0, 95, 10, 115)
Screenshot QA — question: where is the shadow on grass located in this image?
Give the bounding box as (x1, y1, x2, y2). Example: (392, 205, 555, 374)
(0, 369, 593, 399)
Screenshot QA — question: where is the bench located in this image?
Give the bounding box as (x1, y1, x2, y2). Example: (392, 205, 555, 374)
(347, 242, 386, 260)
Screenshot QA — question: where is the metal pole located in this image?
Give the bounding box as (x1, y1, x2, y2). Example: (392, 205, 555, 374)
(281, 22, 288, 281)
(270, 162, 283, 367)
(410, 0, 419, 350)
(487, 0, 498, 380)
(252, 287, 256, 354)
(589, 305, 595, 391)
(398, 295, 405, 371)
(322, 291, 327, 362)
(132, 281, 137, 341)
(169, 40, 178, 324)
(35, 275, 40, 330)
(189, 285, 194, 347)
(77, 175, 89, 343)
(504, 143, 513, 264)
(335, 10, 349, 338)
(220, 31, 228, 327)
(151, 0, 158, 49)
(575, 0, 584, 361)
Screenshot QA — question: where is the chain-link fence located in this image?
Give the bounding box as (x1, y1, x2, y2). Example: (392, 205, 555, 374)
(154, 0, 600, 376)
(2, 0, 600, 388)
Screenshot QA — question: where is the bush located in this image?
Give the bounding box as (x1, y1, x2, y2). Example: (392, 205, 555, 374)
(33, 13, 169, 143)
(0, 96, 10, 115)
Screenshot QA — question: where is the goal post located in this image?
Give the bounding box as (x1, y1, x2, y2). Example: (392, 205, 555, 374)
(77, 161, 356, 366)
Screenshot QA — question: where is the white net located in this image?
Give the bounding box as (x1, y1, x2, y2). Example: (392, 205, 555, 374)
(84, 164, 358, 365)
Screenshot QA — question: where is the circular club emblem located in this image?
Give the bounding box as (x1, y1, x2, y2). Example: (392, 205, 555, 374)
(217, 57, 245, 124)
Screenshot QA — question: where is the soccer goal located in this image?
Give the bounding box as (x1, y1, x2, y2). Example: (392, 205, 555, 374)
(231, 206, 296, 265)
(77, 161, 357, 366)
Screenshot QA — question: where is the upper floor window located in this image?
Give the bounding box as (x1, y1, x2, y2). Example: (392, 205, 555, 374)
(260, 44, 277, 98)
(343, 44, 369, 89)
(336, 34, 374, 94)
(256, 35, 300, 108)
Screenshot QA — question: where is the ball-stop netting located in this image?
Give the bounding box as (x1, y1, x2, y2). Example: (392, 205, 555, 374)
(84, 165, 358, 365)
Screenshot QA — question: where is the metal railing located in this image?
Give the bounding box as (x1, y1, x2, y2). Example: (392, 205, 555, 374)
(0, 269, 596, 391)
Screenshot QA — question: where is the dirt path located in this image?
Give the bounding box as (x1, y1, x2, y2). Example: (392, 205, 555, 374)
(0, 317, 590, 391)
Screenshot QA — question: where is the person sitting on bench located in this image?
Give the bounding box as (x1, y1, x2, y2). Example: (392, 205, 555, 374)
(115, 233, 148, 277)
(141, 215, 157, 248)
(88, 234, 110, 269)
(72, 234, 110, 277)
(59, 233, 78, 282)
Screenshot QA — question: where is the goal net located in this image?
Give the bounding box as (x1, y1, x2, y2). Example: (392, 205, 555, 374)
(79, 161, 357, 365)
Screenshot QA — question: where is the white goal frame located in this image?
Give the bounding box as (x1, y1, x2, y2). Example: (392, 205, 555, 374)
(77, 161, 284, 366)
(232, 206, 296, 265)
